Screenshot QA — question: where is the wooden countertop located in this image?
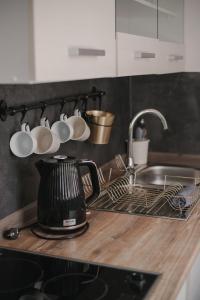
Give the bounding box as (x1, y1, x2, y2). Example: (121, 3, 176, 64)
(1, 152, 200, 300)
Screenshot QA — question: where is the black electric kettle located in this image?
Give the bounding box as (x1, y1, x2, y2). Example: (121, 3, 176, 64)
(36, 155, 100, 231)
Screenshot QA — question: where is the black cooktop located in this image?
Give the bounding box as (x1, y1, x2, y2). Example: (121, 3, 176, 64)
(0, 247, 159, 300)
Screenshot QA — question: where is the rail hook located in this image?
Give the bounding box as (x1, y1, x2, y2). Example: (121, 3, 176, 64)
(60, 99, 66, 114)
(80, 96, 88, 113)
(20, 105, 28, 124)
(40, 102, 47, 119)
(73, 99, 78, 112)
(0, 100, 8, 121)
(98, 94, 102, 110)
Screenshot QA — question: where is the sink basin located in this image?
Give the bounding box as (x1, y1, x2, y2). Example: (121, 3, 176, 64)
(136, 165, 200, 186)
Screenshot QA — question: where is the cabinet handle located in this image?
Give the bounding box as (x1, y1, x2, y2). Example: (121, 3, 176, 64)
(135, 51, 156, 59)
(69, 48, 106, 57)
(169, 54, 184, 61)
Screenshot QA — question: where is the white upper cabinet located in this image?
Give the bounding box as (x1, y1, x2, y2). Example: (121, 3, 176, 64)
(117, 33, 159, 76)
(0, 0, 116, 83)
(157, 0, 185, 74)
(116, 0, 158, 76)
(158, 41, 184, 74)
(0, 1, 33, 83)
(116, 0, 185, 76)
(184, 0, 200, 72)
(0, 0, 189, 82)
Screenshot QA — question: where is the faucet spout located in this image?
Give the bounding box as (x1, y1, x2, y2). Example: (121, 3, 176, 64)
(128, 109, 168, 169)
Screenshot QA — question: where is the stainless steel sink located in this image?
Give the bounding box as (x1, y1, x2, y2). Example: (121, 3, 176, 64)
(136, 165, 200, 186)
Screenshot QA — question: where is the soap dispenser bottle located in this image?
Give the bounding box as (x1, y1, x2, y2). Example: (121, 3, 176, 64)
(135, 118, 147, 140)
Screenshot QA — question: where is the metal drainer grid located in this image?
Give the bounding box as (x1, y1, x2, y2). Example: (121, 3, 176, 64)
(82, 155, 200, 220)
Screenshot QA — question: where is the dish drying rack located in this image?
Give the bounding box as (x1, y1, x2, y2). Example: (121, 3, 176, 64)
(82, 155, 200, 220)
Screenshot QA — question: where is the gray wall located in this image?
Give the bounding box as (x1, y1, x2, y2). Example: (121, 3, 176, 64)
(1, 72, 200, 219)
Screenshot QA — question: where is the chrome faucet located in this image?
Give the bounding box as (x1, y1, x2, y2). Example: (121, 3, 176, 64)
(128, 109, 168, 169)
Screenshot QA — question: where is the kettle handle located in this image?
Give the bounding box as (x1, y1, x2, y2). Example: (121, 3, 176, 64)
(79, 160, 100, 203)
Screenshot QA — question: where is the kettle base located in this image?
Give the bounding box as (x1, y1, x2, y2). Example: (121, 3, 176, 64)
(38, 221, 87, 232)
(31, 222, 89, 240)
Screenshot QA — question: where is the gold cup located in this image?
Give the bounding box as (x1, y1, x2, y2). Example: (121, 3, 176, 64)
(86, 110, 115, 144)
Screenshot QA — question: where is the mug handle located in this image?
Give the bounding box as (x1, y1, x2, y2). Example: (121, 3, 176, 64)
(74, 109, 81, 117)
(21, 123, 30, 132)
(79, 159, 100, 204)
(40, 117, 50, 129)
(60, 113, 68, 121)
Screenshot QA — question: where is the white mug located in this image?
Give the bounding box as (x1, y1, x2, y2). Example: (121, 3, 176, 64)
(10, 123, 37, 158)
(51, 113, 74, 143)
(31, 118, 60, 154)
(67, 109, 90, 141)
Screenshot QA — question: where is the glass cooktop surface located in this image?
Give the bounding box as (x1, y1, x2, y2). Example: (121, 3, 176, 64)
(0, 247, 159, 300)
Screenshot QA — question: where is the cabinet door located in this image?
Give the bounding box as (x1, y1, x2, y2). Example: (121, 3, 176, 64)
(158, 0, 184, 43)
(176, 281, 187, 300)
(186, 253, 200, 300)
(117, 33, 159, 76)
(33, 0, 116, 82)
(116, 0, 157, 39)
(0, 0, 34, 83)
(158, 41, 185, 73)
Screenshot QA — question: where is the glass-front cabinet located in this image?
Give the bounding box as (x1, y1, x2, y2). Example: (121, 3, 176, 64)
(116, 0, 184, 43)
(116, 0, 157, 39)
(116, 0, 185, 76)
(158, 0, 184, 43)
(158, 0, 185, 74)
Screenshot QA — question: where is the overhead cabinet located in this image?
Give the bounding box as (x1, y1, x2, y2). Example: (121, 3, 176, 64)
(158, 0, 185, 74)
(158, 41, 184, 74)
(0, 0, 116, 83)
(116, 0, 185, 76)
(117, 33, 159, 76)
(0, 0, 186, 83)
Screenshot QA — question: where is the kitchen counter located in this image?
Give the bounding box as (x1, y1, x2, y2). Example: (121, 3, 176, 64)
(1, 152, 200, 300)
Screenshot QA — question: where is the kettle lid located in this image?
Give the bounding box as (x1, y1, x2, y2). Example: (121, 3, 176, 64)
(54, 155, 69, 160)
(42, 155, 76, 164)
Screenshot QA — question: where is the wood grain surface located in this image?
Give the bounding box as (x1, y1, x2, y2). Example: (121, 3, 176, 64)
(1, 152, 200, 300)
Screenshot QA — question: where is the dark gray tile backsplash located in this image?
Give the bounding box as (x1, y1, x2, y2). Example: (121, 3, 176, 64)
(131, 73, 200, 154)
(0, 77, 129, 218)
(1, 72, 200, 218)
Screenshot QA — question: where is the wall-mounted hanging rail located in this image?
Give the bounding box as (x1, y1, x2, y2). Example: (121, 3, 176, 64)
(0, 87, 105, 121)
